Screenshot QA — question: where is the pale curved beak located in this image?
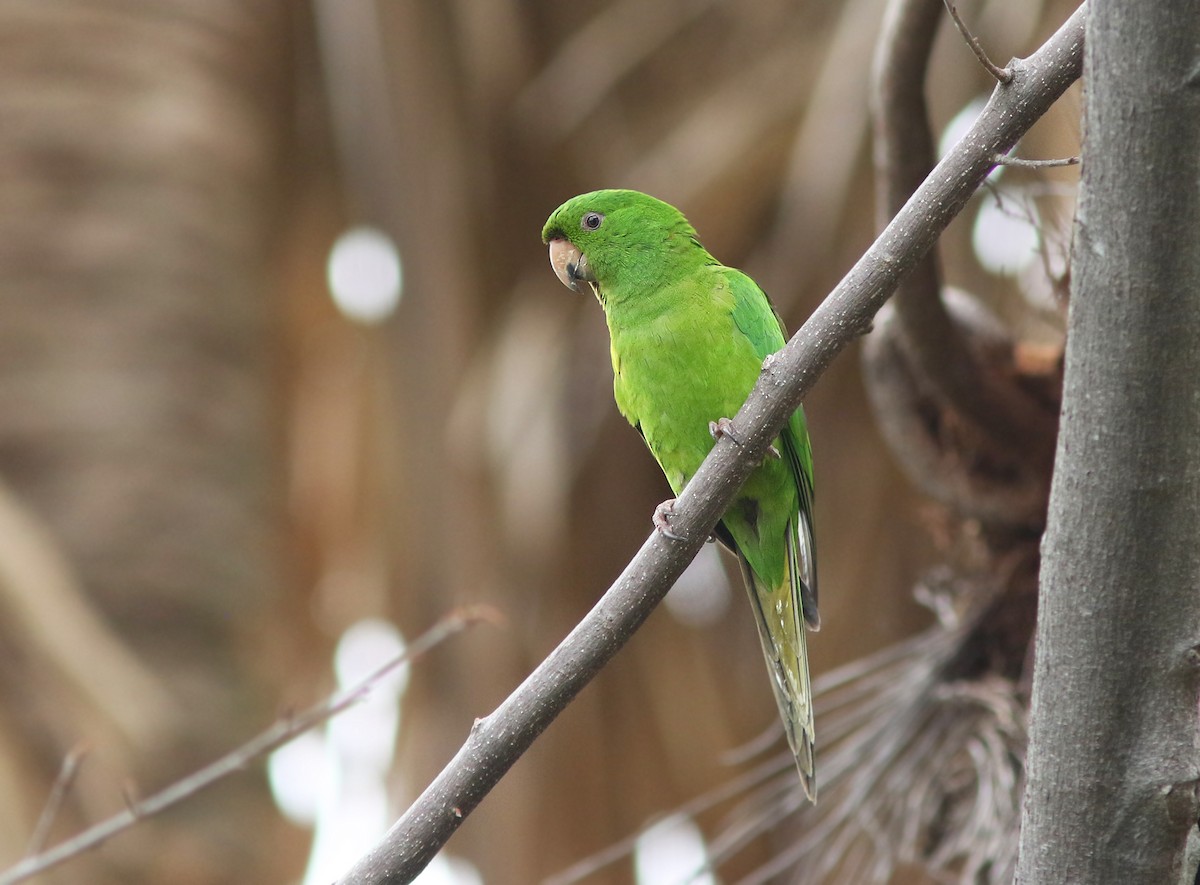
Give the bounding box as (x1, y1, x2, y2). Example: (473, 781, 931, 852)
(547, 237, 595, 293)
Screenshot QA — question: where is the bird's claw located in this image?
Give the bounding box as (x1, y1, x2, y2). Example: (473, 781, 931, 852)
(709, 417, 743, 446)
(654, 500, 718, 544)
(710, 417, 781, 461)
(653, 499, 685, 541)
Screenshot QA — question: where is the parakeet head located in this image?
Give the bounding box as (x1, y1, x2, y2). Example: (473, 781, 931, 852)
(541, 189, 709, 304)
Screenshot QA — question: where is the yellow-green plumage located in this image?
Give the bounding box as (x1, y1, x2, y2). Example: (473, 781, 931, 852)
(542, 189, 819, 799)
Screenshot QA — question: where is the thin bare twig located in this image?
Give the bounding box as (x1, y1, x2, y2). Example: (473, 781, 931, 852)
(943, 0, 1012, 83)
(0, 607, 493, 885)
(993, 153, 1080, 168)
(337, 6, 1086, 883)
(24, 743, 89, 857)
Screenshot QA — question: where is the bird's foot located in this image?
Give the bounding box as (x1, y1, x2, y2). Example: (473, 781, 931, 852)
(709, 417, 780, 460)
(709, 417, 742, 445)
(653, 499, 717, 544)
(653, 499, 684, 541)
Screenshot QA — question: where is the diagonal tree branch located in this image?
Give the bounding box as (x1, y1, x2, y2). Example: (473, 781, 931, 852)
(336, 6, 1086, 883)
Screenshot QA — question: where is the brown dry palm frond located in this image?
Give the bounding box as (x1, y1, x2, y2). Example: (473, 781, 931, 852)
(731, 580, 1027, 884)
(547, 566, 1031, 885)
(711, 562, 1030, 885)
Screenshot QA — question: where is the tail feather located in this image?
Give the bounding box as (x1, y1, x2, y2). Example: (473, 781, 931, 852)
(737, 526, 817, 801)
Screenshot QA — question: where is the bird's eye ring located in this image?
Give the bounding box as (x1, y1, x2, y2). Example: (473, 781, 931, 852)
(581, 212, 604, 231)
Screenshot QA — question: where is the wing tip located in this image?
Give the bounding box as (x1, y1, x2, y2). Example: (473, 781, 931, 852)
(803, 599, 821, 632)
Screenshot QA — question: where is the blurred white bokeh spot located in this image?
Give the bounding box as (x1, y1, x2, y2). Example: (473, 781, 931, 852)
(267, 731, 329, 827)
(973, 192, 1042, 276)
(268, 617, 426, 885)
(665, 544, 732, 628)
(328, 226, 403, 323)
(635, 813, 714, 885)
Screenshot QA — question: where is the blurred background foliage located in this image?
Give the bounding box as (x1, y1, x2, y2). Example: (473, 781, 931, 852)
(0, 0, 1080, 882)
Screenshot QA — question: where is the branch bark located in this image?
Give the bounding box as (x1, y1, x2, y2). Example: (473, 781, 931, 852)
(1015, 2, 1200, 881)
(337, 7, 1086, 882)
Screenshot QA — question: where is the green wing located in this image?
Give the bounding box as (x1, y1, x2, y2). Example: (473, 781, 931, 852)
(722, 267, 819, 799)
(726, 269, 819, 624)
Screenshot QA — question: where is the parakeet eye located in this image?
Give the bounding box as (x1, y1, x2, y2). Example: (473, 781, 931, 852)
(581, 212, 604, 231)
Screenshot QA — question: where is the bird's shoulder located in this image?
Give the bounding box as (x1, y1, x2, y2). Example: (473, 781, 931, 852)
(717, 266, 788, 360)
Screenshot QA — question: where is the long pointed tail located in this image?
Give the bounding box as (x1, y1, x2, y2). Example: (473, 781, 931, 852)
(738, 537, 817, 800)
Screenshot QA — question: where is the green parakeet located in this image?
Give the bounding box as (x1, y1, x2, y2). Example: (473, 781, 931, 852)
(542, 189, 819, 799)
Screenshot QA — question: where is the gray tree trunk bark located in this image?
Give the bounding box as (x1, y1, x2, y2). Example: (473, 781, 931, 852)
(1016, 3, 1200, 882)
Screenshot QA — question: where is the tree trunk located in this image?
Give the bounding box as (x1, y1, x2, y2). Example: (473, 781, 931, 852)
(1016, 3, 1200, 882)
